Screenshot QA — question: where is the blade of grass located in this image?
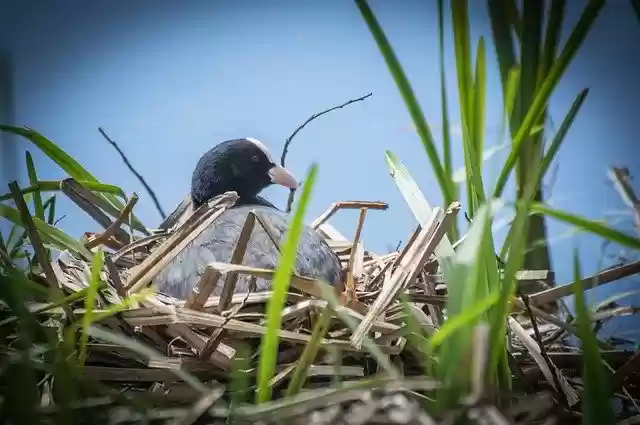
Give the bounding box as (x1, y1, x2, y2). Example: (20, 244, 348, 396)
(0, 180, 126, 202)
(78, 248, 104, 370)
(25, 151, 45, 220)
(256, 163, 318, 403)
(487, 0, 517, 101)
(438, 200, 501, 399)
(491, 0, 605, 198)
(452, 0, 486, 217)
(0, 203, 92, 259)
(437, 0, 454, 184)
(472, 37, 487, 197)
(527, 202, 640, 250)
(487, 135, 546, 383)
(0, 125, 144, 229)
(229, 342, 252, 419)
(0, 269, 44, 424)
(436, 0, 458, 242)
(429, 290, 500, 350)
(44, 195, 57, 225)
(285, 306, 333, 397)
(539, 0, 566, 84)
(539, 89, 589, 179)
(571, 248, 615, 424)
(399, 295, 437, 376)
(354, 0, 455, 205)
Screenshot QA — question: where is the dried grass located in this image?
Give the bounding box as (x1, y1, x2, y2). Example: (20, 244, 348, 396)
(17, 186, 640, 424)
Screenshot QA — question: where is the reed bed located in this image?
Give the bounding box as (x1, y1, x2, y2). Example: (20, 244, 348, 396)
(2, 171, 640, 424)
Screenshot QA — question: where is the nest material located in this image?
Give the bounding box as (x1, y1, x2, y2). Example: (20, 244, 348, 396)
(23, 188, 640, 424)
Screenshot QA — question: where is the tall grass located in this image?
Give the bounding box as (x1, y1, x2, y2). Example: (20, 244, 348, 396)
(355, 0, 639, 414)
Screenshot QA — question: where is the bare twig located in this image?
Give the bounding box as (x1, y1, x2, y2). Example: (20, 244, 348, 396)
(280, 92, 372, 168)
(280, 92, 373, 213)
(98, 127, 167, 220)
(285, 186, 298, 215)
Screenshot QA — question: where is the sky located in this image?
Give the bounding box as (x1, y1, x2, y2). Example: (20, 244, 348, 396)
(1, 1, 639, 341)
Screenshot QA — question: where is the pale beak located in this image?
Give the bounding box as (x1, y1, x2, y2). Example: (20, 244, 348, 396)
(267, 164, 298, 189)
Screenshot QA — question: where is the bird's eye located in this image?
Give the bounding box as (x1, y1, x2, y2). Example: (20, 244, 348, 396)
(251, 155, 260, 162)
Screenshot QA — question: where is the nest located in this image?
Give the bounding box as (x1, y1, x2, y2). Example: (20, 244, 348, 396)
(14, 184, 640, 425)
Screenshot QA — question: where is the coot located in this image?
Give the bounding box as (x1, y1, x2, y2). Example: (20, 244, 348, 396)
(154, 137, 344, 299)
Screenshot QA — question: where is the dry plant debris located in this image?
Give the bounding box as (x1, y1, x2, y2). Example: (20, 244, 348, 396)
(14, 181, 640, 424)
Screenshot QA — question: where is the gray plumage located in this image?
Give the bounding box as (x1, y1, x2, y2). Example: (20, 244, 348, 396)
(154, 204, 343, 299)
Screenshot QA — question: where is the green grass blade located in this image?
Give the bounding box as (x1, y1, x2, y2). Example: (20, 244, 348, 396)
(0, 125, 145, 229)
(527, 202, 640, 250)
(1, 126, 97, 180)
(487, 0, 517, 91)
(25, 151, 45, 221)
(491, 0, 605, 197)
(256, 164, 318, 403)
(429, 291, 499, 350)
(437, 0, 452, 180)
(354, 0, 454, 205)
(399, 295, 436, 375)
(78, 248, 104, 369)
(44, 195, 57, 225)
(504, 66, 520, 120)
(286, 306, 333, 397)
(472, 37, 487, 182)
(539, 0, 566, 82)
(452, 0, 474, 131)
(0, 270, 44, 424)
(437, 199, 501, 399)
(0, 203, 92, 258)
(91, 288, 155, 323)
(571, 248, 615, 424)
(488, 136, 545, 382)
(229, 342, 252, 413)
(539, 89, 589, 179)
(5, 224, 19, 249)
(437, 0, 458, 239)
(0, 180, 126, 202)
(451, 0, 480, 217)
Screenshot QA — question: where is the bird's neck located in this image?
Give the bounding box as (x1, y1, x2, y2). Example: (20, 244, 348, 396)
(235, 194, 279, 209)
(193, 193, 279, 210)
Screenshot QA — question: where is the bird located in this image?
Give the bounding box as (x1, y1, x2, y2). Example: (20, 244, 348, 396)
(154, 137, 344, 299)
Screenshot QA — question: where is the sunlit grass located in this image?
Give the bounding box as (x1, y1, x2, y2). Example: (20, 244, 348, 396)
(256, 164, 318, 403)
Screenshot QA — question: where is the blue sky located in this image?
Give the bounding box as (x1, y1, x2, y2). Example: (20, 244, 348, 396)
(1, 1, 639, 340)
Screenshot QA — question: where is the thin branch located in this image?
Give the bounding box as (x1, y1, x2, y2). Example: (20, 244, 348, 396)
(98, 127, 167, 220)
(280, 92, 372, 168)
(285, 186, 298, 214)
(280, 92, 372, 213)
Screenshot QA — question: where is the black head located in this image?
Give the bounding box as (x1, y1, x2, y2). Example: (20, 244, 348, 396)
(191, 138, 298, 208)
